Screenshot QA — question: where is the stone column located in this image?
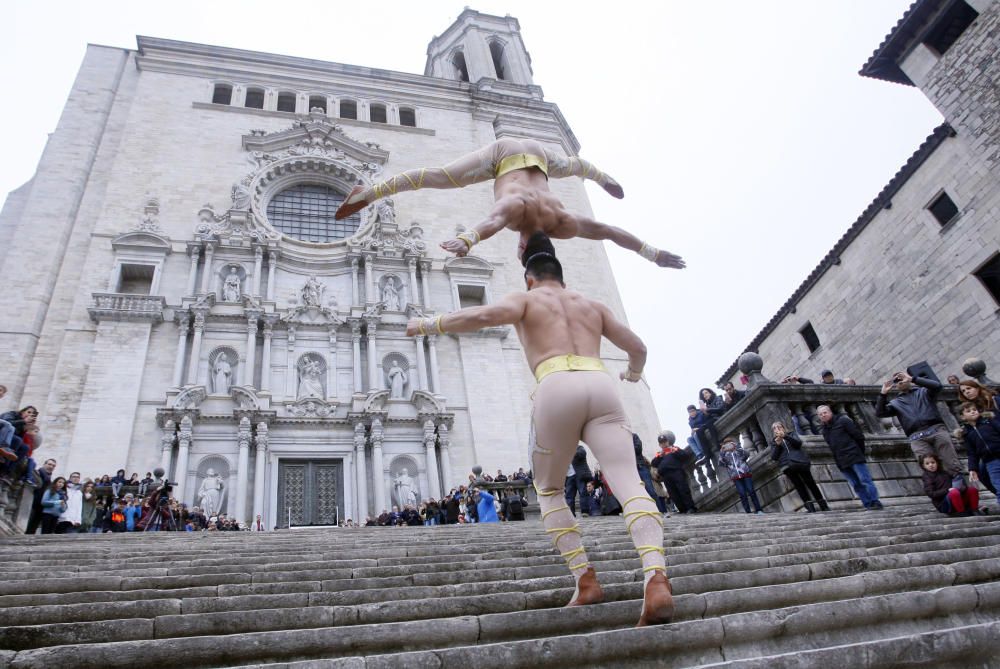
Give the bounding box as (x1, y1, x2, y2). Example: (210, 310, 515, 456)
(175, 416, 193, 502)
(438, 422, 452, 492)
(243, 313, 260, 387)
(419, 260, 432, 309)
(363, 254, 375, 304)
(351, 257, 360, 306)
(186, 246, 201, 297)
(366, 320, 380, 391)
(414, 336, 427, 391)
(235, 416, 251, 524)
(371, 418, 385, 513)
(423, 419, 441, 499)
(160, 420, 175, 474)
(351, 321, 363, 393)
(327, 328, 338, 400)
(252, 422, 268, 526)
(353, 421, 368, 519)
(253, 246, 264, 297)
(172, 314, 190, 387)
(408, 259, 419, 306)
(427, 334, 441, 394)
(266, 251, 278, 301)
(285, 326, 297, 398)
(260, 316, 275, 393)
(199, 242, 216, 295)
(187, 311, 206, 385)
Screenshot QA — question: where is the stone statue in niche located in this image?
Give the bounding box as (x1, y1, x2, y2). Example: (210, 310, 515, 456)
(198, 468, 225, 518)
(387, 361, 408, 399)
(231, 182, 252, 210)
(392, 468, 418, 508)
(297, 356, 325, 399)
(213, 352, 233, 394)
(302, 276, 325, 307)
(222, 268, 241, 302)
(376, 198, 396, 224)
(382, 278, 400, 311)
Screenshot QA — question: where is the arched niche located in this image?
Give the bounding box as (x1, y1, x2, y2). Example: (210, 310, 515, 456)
(208, 346, 239, 395)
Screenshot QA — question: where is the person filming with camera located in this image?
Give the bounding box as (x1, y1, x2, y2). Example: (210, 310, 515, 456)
(876, 371, 963, 477)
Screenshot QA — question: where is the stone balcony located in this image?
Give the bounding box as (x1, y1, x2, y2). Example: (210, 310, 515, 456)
(687, 353, 998, 513)
(88, 292, 166, 322)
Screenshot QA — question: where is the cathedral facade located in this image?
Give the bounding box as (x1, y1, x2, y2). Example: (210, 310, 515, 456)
(0, 11, 661, 526)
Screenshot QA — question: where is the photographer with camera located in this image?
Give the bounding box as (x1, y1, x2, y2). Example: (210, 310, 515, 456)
(876, 371, 962, 477)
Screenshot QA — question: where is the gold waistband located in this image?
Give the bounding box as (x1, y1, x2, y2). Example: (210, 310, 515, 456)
(534, 354, 606, 383)
(496, 153, 549, 179)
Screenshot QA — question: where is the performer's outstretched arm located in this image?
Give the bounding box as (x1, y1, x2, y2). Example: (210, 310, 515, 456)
(440, 195, 525, 257)
(405, 293, 527, 337)
(574, 214, 685, 269)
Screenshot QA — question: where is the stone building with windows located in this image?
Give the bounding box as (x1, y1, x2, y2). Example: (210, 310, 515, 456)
(719, 0, 1000, 388)
(0, 10, 661, 527)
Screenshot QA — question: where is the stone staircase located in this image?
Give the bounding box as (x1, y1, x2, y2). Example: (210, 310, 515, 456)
(1, 507, 999, 668)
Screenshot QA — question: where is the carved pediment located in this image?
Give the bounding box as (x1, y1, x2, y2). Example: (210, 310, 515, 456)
(287, 397, 335, 418)
(173, 386, 207, 410)
(111, 230, 172, 254)
(283, 305, 344, 327)
(242, 114, 389, 166)
(364, 389, 390, 413)
(444, 255, 495, 276)
(351, 211, 427, 257)
(196, 204, 276, 244)
(230, 386, 260, 410)
(411, 390, 445, 414)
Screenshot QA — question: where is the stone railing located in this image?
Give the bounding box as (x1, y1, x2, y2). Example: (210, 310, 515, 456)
(0, 478, 34, 536)
(686, 353, 997, 513)
(89, 293, 166, 322)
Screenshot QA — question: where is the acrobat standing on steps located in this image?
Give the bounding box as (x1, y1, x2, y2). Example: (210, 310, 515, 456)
(335, 137, 684, 270)
(405, 232, 674, 626)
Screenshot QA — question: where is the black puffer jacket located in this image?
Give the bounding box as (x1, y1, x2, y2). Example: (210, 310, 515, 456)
(820, 414, 867, 469)
(572, 445, 593, 482)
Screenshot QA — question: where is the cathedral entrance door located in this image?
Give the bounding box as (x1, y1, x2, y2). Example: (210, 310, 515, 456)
(277, 460, 345, 527)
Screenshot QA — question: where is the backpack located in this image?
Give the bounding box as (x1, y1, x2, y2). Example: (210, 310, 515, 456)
(508, 497, 523, 515)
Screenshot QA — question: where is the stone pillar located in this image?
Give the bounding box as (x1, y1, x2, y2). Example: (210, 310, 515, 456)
(327, 328, 338, 400)
(187, 311, 206, 385)
(423, 419, 441, 499)
(351, 321, 363, 393)
(351, 258, 360, 306)
(419, 260, 432, 309)
(253, 422, 268, 526)
(243, 313, 260, 387)
(186, 246, 200, 296)
(175, 416, 193, 502)
(235, 416, 251, 524)
(408, 259, 419, 306)
(199, 242, 216, 295)
(371, 418, 385, 513)
(438, 422, 452, 492)
(172, 314, 190, 387)
(366, 320, 380, 391)
(427, 334, 441, 394)
(160, 420, 175, 474)
(260, 317, 275, 393)
(353, 421, 368, 520)
(253, 246, 264, 297)
(363, 254, 375, 304)
(285, 326, 297, 398)
(266, 251, 278, 301)
(414, 336, 427, 391)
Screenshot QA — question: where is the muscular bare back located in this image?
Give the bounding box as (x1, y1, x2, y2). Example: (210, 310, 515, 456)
(513, 284, 604, 371)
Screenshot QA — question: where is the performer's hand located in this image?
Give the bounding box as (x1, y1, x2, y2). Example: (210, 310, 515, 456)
(405, 318, 422, 336)
(655, 249, 686, 269)
(440, 238, 469, 257)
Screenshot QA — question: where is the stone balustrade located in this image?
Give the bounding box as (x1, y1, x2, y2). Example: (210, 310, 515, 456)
(88, 293, 166, 322)
(685, 353, 998, 513)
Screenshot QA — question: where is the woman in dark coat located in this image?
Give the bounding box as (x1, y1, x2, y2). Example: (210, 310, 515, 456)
(769, 421, 828, 512)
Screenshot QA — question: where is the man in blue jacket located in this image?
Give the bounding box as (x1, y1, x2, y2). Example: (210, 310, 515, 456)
(474, 488, 499, 523)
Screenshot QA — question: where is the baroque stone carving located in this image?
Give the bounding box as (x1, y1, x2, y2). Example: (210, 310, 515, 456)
(353, 220, 428, 255)
(222, 268, 241, 302)
(212, 352, 233, 394)
(387, 361, 408, 399)
(381, 275, 402, 311)
(297, 355, 326, 399)
(288, 398, 334, 418)
(173, 386, 207, 410)
(137, 197, 162, 233)
(392, 468, 418, 508)
(230, 386, 260, 410)
(198, 468, 225, 518)
(302, 276, 325, 307)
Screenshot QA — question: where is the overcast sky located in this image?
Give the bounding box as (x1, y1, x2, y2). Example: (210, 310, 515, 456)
(2, 1, 942, 436)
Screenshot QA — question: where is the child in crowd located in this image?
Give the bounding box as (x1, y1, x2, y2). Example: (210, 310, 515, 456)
(80, 481, 97, 533)
(123, 494, 142, 531)
(921, 453, 980, 515)
(138, 472, 154, 497)
(718, 437, 764, 514)
(111, 469, 127, 498)
(958, 401, 1000, 509)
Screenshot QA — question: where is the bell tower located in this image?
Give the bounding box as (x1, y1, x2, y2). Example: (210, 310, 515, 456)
(425, 9, 535, 87)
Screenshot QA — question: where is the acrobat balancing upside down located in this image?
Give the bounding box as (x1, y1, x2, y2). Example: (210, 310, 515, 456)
(335, 137, 684, 269)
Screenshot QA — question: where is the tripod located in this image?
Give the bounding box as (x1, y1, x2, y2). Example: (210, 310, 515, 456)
(141, 486, 179, 532)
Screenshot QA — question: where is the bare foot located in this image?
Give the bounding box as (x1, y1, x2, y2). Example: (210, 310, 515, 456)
(440, 239, 469, 257)
(334, 185, 369, 220)
(603, 177, 624, 199)
(655, 250, 685, 269)
(636, 572, 674, 627)
(566, 567, 604, 607)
